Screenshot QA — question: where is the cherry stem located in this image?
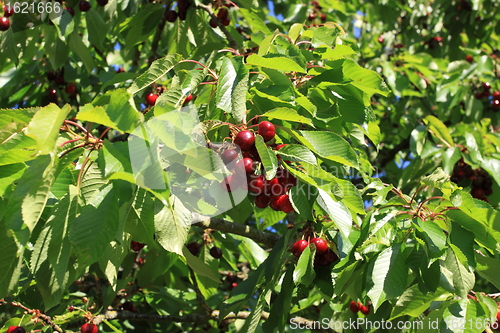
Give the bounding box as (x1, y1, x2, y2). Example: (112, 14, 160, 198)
(58, 143, 87, 159)
(98, 127, 112, 140)
(179, 60, 218, 80)
(65, 120, 89, 135)
(59, 138, 82, 147)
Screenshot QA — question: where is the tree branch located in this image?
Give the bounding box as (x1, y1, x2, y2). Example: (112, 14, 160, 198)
(197, 3, 238, 50)
(192, 213, 281, 248)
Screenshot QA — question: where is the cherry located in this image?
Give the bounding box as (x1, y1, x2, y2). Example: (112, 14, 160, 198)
(222, 18, 230, 26)
(291, 239, 309, 257)
(254, 193, 271, 208)
(79, 1, 91, 12)
(359, 304, 370, 315)
(493, 91, 500, 100)
(97, 0, 108, 6)
(237, 157, 256, 174)
(492, 99, 500, 110)
(49, 89, 58, 102)
(3, 5, 14, 17)
(166, 10, 178, 22)
(277, 194, 294, 213)
(0, 17, 10, 31)
(130, 240, 145, 251)
(116, 67, 125, 73)
(310, 238, 328, 254)
(68, 305, 75, 311)
(80, 323, 98, 333)
(475, 92, 484, 99)
(308, 13, 316, 21)
(55, 75, 66, 85)
(483, 82, 491, 90)
(276, 144, 288, 151)
(225, 272, 235, 283)
(258, 121, 276, 142)
(66, 7, 75, 16)
(221, 173, 244, 192)
(314, 248, 338, 266)
(47, 70, 56, 81)
(187, 242, 201, 256)
(234, 130, 255, 152)
(6, 327, 26, 333)
(230, 282, 238, 290)
(268, 178, 285, 196)
(209, 17, 218, 28)
(122, 301, 136, 312)
(66, 83, 76, 94)
(145, 93, 159, 106)
(349, 301, 359, 313)
(184, 94, 193, 105)
(269, 196, 282, 211)
(433, 36, 443, 43)
(320, 13, 326, 22)
(217, 7, 229, 20)
(221, 149, 239, 165)
(210, 246, 223, 259)
(377, 36, 384, 43)
(465, 55, 473, 63)
(248, 174, 266, 194)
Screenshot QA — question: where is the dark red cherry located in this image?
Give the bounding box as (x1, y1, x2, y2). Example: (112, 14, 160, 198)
(79, 1, 91, 12)
(291, 239, 309, 257)
(258, 121, 276, 142)
(310, 238, 328, 254)
(234, 130, 255, 152)
(210, 246, 223, 259)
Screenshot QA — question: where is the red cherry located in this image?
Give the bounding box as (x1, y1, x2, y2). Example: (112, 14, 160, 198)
(165, 10, 178, 22)
(258, 121, 276, 142)
(465, 55, 473, 63)
(237, 157, 256, 174)
(360, 304, 370, 315)
(310, 238, 328, 254)
(254, 193, 271, 208)
(65, 7, 75, 16)
(221, 149, 239, 166)
(66, 83, 76, 94)
(3, 5, 14, 17)
(291, 239, 309, 257)
(269, 196, 282, 211)
(210, 246, 223, 259)
(130, 240, 145, 251)
(209, 17, 218, 28)
(308, 13, 316, 21)
(97, 0, 108, 6)
(496, 311, 500, 321)
(320, 13, 326, 22)
(145, 93, 159, 106)
(0, 17, 10, 31)
(234, 130, 255, 152)
(492, 99, 500, 110)
(493, 91, 500, 100)
(268, 178, 285, 196)
(80, 323, 98, 333)
(187, 242, 201, 256)
(377, 36, 384, 43)
(6, 327, 26, 333)
(248, 174, 266, 194)
(483, 82, 491, 90)
(184, 94, 193, 104)
(220, 175, 235, 192)
(122, 301, 136, 312)
(230, 282, 238, 290)
(217, 7, 229, 20)
(433, 36, 443, 43)
(475, 92, 484, 99)
(349, 301, 359, 313)
(276, 144, 288, 150)
(79, 1, 91, 12)
(277, 194, 294, 213)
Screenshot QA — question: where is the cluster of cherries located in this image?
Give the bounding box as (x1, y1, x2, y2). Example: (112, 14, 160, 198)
(349, 301, 370, 315)
(425, 36, 443, 49)
(0, 3, 13, 31)
(219, 121, 298, 214)
(209, 6, 230, 28)
(475, 82, 500, 111)
(450, 158, 493, 202)
(7, 324, 98, 333)
(225, 271, 238, 290)
(46, 68, 78, 102)
(165, 0, 191, 22)
(291, 237, 338, 266)
(307, 0, 326, 23)
(187, 241, 223, 259)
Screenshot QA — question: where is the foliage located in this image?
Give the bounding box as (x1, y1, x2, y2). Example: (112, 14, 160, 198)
(1, 0, 500, 332)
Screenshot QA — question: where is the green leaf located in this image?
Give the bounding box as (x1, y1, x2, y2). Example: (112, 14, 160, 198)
(443, 246, 475, 299)
(316, 188, 352, 240)
(275, 143, 317, 165)
(25, 104, 70, 154)
(77, 89, 143, 133)
(367, 244, 408, 311)
(123, 4, 163, 49)
(31, 188, 78, 310)
(154, 196, 191, 255)
(292, 244, 316, 286)
(85, 9, 107, 50)
(215, 57, 249, 123)
(0, 222, 23, 299)
(263, 107, 314, 125)
(69, 184, 120, 265)
(475, 254, 500, 290)
(255, 135, 278, 180)
(297, 130, 359, 168)
(0, 108, 39, 128)
(0, 163, 26, 197)
(263, 264, 296, 332)
(343, 59, 390, 96)
(181, 247, 221, 283)
(390, 285, 449, 320)
(127, 54, 182, 95)
(67, 30, 95, 73)
(246, 54, 306, 73)
(423, 115, 454, 147)
(239, 8, 272, 35)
